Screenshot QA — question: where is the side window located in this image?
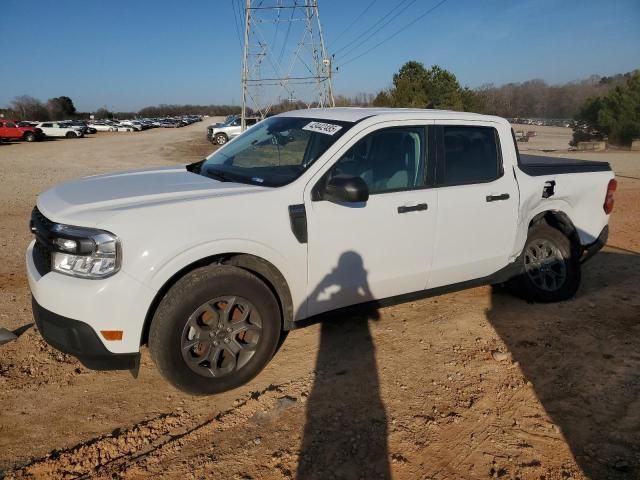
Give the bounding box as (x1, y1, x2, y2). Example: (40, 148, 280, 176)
(42, 123, 52, 128)
(6, 122, 16, 128)
(330, 127, 426, 195)
(440, 126, 501, 185)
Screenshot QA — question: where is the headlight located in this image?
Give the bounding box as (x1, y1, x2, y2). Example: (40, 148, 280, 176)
(49, 224, 121, 279)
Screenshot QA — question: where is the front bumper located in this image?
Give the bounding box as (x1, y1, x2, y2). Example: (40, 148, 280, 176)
(32, 297, 139, 370)
(26, 239, 157, 357)
(581, 225, 608, 263)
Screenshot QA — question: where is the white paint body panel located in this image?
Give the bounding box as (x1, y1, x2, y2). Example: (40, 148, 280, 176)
(36, 122, 82, 138)
(25, 108, 614, 355)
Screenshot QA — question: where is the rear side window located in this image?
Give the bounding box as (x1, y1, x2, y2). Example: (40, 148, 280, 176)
(440, 126, 502, 185)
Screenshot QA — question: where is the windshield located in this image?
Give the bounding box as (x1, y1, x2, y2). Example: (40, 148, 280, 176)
(197, 116, 353, 187)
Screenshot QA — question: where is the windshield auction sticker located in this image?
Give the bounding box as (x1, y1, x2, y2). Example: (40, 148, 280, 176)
(302, 121, 343, 135)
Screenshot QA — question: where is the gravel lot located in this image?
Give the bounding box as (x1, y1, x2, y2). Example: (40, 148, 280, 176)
(0, 121, 638, 480)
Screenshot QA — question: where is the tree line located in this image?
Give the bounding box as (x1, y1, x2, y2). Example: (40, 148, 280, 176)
(2, 65, 638, 145)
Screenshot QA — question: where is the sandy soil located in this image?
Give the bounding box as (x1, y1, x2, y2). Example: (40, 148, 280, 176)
(0, 122, 638, 480)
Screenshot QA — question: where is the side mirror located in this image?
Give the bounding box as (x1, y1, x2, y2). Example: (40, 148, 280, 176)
(323, 174, 369, 203)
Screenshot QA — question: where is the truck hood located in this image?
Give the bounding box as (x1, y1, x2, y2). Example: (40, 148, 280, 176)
(37, 166, 263, 227)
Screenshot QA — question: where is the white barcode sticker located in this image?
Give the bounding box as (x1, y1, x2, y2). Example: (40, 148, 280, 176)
(302, 121, 343, 136)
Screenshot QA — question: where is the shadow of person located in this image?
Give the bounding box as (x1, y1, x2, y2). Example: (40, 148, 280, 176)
(296, 251, 390, 480)
(486, 250, 640, 479)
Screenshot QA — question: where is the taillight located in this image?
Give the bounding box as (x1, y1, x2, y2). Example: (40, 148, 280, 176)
(604, 178, 617, 214)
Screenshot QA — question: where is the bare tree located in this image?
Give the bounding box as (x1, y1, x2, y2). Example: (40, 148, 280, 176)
(10, 95, 49, 120)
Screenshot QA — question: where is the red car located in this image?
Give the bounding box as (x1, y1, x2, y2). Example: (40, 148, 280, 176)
(0, 120, 43, 142)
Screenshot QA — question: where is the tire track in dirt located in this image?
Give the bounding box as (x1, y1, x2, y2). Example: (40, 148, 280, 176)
(5, 376, 313, 479)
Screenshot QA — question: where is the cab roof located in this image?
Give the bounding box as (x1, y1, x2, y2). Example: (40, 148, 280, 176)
(277, 107, 508, 125)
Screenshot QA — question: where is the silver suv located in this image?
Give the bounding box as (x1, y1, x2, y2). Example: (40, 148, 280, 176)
(207, 116, 259, 145)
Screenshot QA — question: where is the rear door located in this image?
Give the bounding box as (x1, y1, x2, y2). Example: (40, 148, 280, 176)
(428, 122, 518, 288)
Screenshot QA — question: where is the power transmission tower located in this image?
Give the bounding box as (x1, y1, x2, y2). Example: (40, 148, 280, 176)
(240, 0, 335, 130)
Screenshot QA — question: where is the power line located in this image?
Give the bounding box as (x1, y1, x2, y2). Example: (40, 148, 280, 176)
(231, 0, 244, 52)
(333, 0, 413, 56)
(277, 1, 297, 67)
(330, 0, 378, 47)
(337, 0, 450, 69)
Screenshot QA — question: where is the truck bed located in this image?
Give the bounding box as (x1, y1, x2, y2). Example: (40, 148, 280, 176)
(519, 154, 611, 176)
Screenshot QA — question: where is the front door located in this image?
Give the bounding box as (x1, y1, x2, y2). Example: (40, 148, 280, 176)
(305, 124, 437, 317)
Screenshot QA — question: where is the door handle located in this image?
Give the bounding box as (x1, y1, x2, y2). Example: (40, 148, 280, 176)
(486, 193, 510, 202)
(397, 203, 428, 214)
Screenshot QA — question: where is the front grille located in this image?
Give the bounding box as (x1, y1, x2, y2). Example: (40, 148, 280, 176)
(31, 207, 53, 276)
(33, 240, 52, 276)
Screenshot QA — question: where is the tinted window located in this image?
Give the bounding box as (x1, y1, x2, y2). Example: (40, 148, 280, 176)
(6, 122, 16, 128)
(441, 126, 501, 185)
(330, 127, 426, 194)
(42, 123, 52, 128)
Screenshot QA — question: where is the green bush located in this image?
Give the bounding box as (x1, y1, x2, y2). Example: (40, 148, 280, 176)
(572, 72, 640, 146)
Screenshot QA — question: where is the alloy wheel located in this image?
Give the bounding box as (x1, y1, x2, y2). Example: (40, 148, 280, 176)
(524, 239, 567, 292)
(181, 296, 262, 378)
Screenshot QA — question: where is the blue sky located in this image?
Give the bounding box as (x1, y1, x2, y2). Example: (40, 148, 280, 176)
(2, 0, 639, 112)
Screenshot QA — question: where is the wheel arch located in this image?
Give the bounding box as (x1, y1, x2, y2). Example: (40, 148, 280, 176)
(139, 252, 294, 346)
(529, 210, 581, 254)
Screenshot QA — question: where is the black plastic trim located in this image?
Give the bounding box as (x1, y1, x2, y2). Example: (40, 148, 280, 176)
(581, 225, 609, 264)
(32, 297, 139, 371)
(519, 154, 612, 176)
(293, 257, 524, 329)
(288, 204, 308, 244)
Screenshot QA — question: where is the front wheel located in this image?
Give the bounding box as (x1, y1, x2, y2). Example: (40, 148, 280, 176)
(65, 131, 77, 138)
(24, 132, 36, 142)
(215, 133, 228, 145)
(509, 223, 581, 302)
(149, 265, 282, 395)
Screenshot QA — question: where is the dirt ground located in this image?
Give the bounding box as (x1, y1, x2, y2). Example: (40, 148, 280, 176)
(0, 121, 638, 480)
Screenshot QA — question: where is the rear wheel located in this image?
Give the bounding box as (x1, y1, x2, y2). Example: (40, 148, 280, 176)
(65, 131, 77, 138)
(509, 223, 581, 302)
(149, 265, 282, 395)
(215, 133, 228, 145)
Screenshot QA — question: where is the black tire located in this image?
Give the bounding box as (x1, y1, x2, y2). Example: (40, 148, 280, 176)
(509, 223, 581, 303)
(149, 265, 282, 395)
(24, 132, 36, 142)
(65, 131, 77, 138)
(215, 133, 228, 145)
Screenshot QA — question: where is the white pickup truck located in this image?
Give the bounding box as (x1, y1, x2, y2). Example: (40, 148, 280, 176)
(26, 108, 615, 394)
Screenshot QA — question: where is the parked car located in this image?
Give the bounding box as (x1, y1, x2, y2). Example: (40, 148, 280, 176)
(114, 124, 135, 132)
(119, 121, 143, 131)
(26, 108, 615, 394)
(160, 119, 181, 128)
(0, 120, 43, 142)
(207, 116, 259, 145)
(88, 122, 117, 132)
(36, 122, 84, 138)
(65, 121, 97, 135)
(17, 121, 39, 128)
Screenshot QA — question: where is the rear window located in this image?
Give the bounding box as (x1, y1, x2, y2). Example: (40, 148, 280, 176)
(441, 126, 502, 185)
